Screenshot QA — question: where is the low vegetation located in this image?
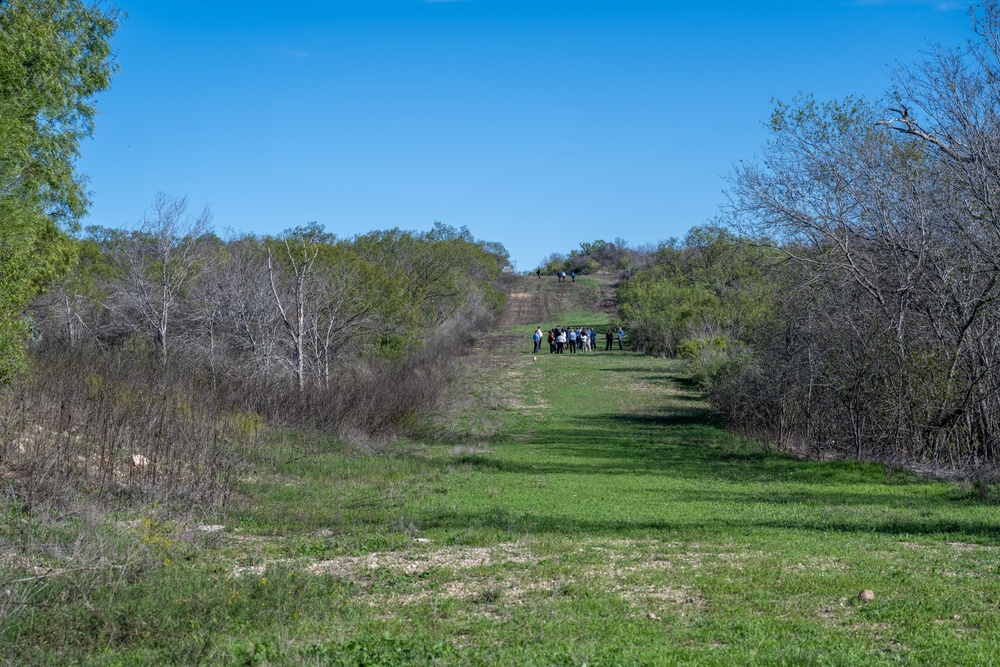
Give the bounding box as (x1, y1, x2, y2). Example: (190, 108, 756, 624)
(1, 277, 998, 665)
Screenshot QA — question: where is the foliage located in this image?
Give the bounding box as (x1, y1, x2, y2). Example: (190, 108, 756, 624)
(716, 2, 1000, 471)
(29, 211, 508, 439)
(617, 225, 778, 357)
(538, 237, 638, 275)
(0, 0, 120, 382)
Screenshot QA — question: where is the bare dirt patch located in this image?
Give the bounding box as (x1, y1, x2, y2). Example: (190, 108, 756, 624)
(306, 543, 537, 578)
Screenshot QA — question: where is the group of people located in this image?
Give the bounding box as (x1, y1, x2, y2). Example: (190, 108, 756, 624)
(533, 268, 577, 283)
(533, 326, 624, 354)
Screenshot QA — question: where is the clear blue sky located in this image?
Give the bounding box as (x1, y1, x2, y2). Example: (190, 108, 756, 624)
(78, 0, 973, 270)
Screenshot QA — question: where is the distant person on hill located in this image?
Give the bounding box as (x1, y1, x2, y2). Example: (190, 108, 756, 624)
(617, 327, 624, 350)
(605, 328, 614, 351)
(570, 271, 576, 283)
(533, 327, 542, 353)
(536, 268, 541, 280)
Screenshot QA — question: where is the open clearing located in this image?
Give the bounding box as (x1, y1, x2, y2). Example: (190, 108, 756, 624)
(6, 275, 1000, 665)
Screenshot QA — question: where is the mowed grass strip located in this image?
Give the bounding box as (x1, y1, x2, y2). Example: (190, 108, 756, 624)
(6, 292, 1000, 665)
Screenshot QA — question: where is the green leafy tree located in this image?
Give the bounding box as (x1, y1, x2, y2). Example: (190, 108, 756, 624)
(0, 0, 120, 380)
(618, 225, 777, 356)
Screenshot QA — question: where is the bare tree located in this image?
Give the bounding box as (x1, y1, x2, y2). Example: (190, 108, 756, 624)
(305, 247, 386, 388)
(266, 224, 329, 392)
(216, 234, 281, 378)
(111, 192, 213, 365)
(726, 48, 1000, 471)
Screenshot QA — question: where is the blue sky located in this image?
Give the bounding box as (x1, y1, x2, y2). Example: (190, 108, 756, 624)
(78, 0, 973, 269)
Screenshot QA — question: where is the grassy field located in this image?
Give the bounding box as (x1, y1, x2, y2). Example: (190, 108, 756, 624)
(5, 276, 1000, 665)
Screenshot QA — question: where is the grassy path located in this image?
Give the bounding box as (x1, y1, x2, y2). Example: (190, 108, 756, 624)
(222, 276, 1000, 665)
(15, 276, 1000, 664)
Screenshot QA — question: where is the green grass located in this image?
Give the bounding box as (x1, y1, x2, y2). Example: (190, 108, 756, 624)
(4, 284, 1000, 665)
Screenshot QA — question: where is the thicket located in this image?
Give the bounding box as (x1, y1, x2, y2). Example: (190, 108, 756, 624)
(2, 208, 507, 512)
(538, 238, 655, 276)
(621, 2, 1000, 479)
(617, 226, 777, 358)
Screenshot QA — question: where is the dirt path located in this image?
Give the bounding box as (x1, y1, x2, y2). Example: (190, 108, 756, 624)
(501, 273, 618, 326)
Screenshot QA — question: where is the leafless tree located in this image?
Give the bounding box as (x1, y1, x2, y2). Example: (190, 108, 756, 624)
(724, 2, 1000, 473)
(266, 225, 328, 392)
(111, 192, 213, 365)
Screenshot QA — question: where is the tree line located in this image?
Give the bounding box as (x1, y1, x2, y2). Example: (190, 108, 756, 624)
(538, 238, 654, 277)
(7, 198, 507, 508)
(32, 203, 506, 430)
(619, 2, 1000, 481)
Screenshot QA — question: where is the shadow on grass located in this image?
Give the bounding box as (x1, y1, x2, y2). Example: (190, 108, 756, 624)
(418, 507, 1000, 544)
(410, 378, 1000, 542)
(598, 366, 704, 397)
(433, 439, 896, 488)
(600, 410, 727, 429)
(421, 359, 926, 490)
(252, 350, 999, 545)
